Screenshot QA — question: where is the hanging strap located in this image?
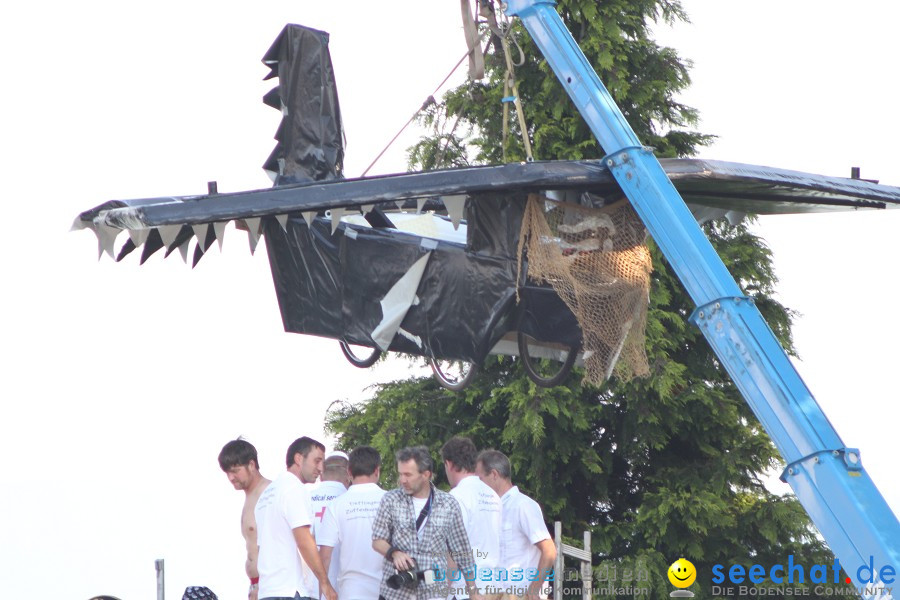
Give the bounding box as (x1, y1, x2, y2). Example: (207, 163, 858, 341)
(500, 36, 534, 162)
(483, 3, 534, 162)
(415, 488, 434, 536)
(461, 0, 485, 80)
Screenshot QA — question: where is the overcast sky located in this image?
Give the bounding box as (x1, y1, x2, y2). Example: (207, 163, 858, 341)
(2, 1, 898, 599)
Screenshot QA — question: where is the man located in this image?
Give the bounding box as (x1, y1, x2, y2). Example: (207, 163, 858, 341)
(372, 446, 479, 600)
(317, 446, 387, 600)
(309, 451, 351, 598)
(254, 436, 337, 600)
(218, 438, 271, 600)
(440, 437, 502, 600)
(475, 450, 556, 600)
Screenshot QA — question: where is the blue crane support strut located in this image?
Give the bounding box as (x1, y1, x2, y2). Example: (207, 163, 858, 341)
(506, 0, 900, 581)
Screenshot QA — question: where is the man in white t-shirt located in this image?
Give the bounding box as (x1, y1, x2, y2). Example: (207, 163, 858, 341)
(317, 446, 386, 600)
(475, 450, 556, 600)
(441, 437, 502, 600)
(254, 436, 337, 600)
(309, 451, 350, 599)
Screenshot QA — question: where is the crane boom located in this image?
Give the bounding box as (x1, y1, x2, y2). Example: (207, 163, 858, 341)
(506, 0, 900, 584)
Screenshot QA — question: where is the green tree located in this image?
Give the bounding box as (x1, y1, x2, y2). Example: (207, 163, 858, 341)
(330, 1, 838, 598)
(408, 0, 711, 169)
(328, 223, 833, 598)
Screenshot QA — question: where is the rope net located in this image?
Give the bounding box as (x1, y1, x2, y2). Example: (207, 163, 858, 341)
(517, 194, 652, 385)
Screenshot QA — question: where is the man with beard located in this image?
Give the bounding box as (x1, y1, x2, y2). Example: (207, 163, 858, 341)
(219, 438, 271, 600)
(372, 446, 478, 600)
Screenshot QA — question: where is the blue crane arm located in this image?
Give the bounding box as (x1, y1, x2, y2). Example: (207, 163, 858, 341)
(506, 0, 900, 580)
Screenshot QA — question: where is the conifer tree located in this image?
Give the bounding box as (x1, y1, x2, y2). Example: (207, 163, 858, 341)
(329, 1, 835, 597)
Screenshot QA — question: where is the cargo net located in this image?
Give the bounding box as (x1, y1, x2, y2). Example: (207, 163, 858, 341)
(517, 194, 652, 385)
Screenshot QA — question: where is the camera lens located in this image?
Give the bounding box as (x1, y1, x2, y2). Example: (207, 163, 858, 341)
(387, 570, 417, 590)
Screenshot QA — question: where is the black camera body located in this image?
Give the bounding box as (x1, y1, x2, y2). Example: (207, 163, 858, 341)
(387, 564, 436, 590)
(387, 569, 423, 589)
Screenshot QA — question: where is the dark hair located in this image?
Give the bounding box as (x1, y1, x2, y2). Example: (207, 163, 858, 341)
(476, 449, 511, 480)
(285, 436, 325, 468)
(395, 446, 433, 475)
(218, 438, 258, 472)
(349, 446, 382, 477)
(441, 436, 478, 472)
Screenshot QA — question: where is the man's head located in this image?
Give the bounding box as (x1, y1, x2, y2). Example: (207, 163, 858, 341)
(475, 449, 512, 496)
(349, 446, 382, 482)
(285, 436, 326, 484)
(440, 436, 478, 488)
(218, 438, 260, 491)
(322, 451, 351, 488)
(396, 446, 433, 498)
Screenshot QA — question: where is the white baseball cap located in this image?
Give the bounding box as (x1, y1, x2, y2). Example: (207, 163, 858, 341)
(325, 450, 349, 461)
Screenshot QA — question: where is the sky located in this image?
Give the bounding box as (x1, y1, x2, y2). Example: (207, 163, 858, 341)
(2, 1, 898, 599)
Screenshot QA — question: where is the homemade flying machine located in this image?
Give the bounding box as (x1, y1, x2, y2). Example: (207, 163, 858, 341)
(75, 0, 900, 580)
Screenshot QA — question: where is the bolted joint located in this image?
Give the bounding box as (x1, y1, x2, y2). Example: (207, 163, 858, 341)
(689, 296, 752, 325)
(780, 447, 862, 483)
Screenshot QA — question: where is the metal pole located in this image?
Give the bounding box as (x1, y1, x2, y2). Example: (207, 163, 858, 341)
(155, 558, 165, 600)
(553, 521, 563, 600)
(581, 531, 591, 600)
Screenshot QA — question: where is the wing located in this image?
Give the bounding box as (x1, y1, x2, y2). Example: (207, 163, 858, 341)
(73, 158, 900, 262)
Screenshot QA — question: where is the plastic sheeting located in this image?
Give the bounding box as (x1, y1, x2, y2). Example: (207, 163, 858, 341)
(254, 25, 578, 364)
(264, 191, 580, 364)
(261, 24, 344, 184)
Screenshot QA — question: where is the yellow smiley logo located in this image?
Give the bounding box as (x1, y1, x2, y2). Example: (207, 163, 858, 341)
(668, 558, 696, 588)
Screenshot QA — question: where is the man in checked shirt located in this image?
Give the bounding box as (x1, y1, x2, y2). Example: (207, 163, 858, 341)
(372, 446, 481, 600)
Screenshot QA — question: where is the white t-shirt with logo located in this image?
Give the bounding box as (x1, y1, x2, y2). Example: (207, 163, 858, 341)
(316, 482, 387, 600)
(254, 471, 314, 599)
(500, 485, 550, 571)
(450, 475, 502, 597)
(309, 480, 349, 596)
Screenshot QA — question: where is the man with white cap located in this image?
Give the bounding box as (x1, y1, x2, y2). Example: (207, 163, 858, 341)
(309, 450, 351, 596)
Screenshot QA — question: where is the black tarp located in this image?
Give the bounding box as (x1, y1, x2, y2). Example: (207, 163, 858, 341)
(261, 24, 344, 184)
(265, 192, 580, 364)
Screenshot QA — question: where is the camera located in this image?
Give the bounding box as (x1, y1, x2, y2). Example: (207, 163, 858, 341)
(387, 561, 437, 589)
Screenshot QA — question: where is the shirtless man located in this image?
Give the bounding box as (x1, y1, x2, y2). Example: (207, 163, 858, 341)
(219, 438, 271, 600)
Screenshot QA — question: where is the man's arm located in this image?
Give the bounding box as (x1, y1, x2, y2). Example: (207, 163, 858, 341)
(245, 536, 259, 578)
(373, 537, 416, 571)
(320, 545, 334, 576)
(294, 525, 338, 600)
(245, 535, 260, 600)
(527, 539, 557, 599)
(371, 494, 415, 572)
(317, 500, 339, 577)
(244, 504, 262, 600)
(444, 499, 480, 600)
